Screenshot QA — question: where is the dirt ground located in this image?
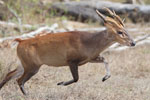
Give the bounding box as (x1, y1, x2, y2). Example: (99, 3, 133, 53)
(0, 22, 150, 100)
(0, 0, 150, 99)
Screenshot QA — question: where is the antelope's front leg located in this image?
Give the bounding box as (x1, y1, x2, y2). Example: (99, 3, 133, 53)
(90, 56, 111, 82)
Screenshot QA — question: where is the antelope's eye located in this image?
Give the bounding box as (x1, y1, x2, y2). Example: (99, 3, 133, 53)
(118, 31, 123, 34)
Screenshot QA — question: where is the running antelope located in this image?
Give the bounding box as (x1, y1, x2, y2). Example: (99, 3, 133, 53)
(0, 8, 135, 95)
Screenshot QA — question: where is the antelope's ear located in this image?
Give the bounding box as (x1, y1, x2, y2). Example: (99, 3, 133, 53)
(96, 9, 106, 23)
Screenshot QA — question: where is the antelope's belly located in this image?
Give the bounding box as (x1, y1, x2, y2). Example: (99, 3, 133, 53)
(41, 55, 68, 67)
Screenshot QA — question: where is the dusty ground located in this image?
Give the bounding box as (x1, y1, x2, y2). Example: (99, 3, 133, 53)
(0, 0, 150, 99)
(0, 22, 150, 100)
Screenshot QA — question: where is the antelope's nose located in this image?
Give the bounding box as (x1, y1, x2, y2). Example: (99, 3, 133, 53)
(131, 42, 136, 46)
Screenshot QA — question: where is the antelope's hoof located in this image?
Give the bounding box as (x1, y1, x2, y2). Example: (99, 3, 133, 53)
(102, 75, 111, 82)
(20, 85, 27, 95)
(57, 82, 65, 86)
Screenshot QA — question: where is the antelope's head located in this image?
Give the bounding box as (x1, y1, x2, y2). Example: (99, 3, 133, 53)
(96, 8, 135, 47)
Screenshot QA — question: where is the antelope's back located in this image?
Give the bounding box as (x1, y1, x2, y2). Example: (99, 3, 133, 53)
(16, 31, 89, 67)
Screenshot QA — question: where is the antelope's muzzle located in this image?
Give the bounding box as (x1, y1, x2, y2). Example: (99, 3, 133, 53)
(130, 41, 136, 46)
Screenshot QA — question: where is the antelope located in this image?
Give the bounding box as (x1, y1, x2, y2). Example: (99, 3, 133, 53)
(0, 8, 135, 95)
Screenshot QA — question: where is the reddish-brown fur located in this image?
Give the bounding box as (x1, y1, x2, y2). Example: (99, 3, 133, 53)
(16, 31, 113, 67)
(0, 8, 135, 95)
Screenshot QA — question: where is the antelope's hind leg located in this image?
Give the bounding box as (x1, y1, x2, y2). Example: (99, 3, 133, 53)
(17, 65, 40, 95)
(90, 56, 111, 82)
(57, 62, 79, 86)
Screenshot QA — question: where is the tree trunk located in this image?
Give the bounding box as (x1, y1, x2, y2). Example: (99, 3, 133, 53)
(50, 0, 150, 23)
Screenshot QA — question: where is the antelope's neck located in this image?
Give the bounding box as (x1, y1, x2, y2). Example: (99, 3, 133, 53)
(91, 30, 115, 53)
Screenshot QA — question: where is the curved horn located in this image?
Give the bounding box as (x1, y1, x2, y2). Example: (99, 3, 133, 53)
(115, 15, 125, 27)
(96, 9, 106, 22)
(104, 7, 124, 27)
(104, 7, 114, 16)
(122, 18, 125, 23)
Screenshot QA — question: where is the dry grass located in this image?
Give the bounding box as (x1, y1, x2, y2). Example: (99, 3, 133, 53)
(0, 0, 150, 99)
(0, 36, 150, 100)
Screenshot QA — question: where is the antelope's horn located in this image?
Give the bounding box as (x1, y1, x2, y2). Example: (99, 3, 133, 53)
(104, 7, 124, 26)
(96, 9, 106, 22)
(104, 7, 114, 16)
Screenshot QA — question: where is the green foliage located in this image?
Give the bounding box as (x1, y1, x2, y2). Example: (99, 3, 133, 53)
(61, 16, 67, 20)
(49, 8, 57, 17)
(4, 0, 48, 23)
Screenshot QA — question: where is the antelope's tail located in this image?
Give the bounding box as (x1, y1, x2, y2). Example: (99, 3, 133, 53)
(14, 38, 22, 42)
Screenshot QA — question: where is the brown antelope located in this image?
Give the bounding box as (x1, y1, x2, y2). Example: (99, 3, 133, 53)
(0, 8, 135, 95)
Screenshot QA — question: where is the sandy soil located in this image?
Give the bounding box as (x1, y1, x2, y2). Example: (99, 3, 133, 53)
(0, 22, 150, 100)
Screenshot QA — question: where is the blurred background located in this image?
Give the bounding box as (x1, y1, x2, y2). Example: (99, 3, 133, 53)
(0, 0, 150, 100)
